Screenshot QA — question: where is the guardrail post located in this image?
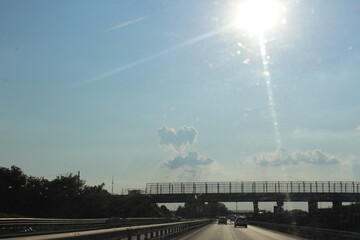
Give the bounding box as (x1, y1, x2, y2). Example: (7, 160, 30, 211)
(303, 182, 305, 192)
(266, 182, 268, 193)
(340, 182, 343, 193)
(278, 181, 281, 192)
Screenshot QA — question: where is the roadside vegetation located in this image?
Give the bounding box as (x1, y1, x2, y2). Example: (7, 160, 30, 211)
(1, 165, 228, 219)
(0, 165, 169, 218)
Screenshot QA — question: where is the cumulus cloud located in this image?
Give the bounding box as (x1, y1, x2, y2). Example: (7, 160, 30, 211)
(246, 148, 340, 166)
(158, 126, 197, 152)
(164, 151, 214, 169)
(158, 126, 214, 180)
(356, 125, 360, 131)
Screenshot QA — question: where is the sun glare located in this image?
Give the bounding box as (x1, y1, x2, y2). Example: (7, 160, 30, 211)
(235, 0, 283, 35)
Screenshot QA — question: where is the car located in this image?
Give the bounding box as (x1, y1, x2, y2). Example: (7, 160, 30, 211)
(234, 217, 247, 228)
(218, 216, 227, 225)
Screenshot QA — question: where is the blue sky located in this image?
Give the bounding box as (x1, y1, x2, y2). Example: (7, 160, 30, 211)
(1, 0, 360, 197)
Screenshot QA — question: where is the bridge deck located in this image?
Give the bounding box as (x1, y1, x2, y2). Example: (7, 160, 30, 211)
(146, 181, 360, 195)
(134, 181, 360, 203)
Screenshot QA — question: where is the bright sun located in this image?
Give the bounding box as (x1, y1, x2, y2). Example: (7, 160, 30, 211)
(235, 0, 283, 35)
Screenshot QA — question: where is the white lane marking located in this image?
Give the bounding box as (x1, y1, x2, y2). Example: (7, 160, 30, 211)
(172, 223, 215, 240)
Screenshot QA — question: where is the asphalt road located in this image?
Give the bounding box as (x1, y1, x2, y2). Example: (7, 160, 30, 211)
(174, 221, 309, 240)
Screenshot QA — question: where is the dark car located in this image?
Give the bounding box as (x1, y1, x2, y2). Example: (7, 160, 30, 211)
(234, 217, 247, 228)
(218, 216, 227, 225)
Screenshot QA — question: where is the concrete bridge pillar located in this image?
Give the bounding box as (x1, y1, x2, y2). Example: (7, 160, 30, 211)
(274, 200, 284, 213)
(308, 201, 318, 213)
(253, 201, 259, 215)
(332, 201, 342, 209)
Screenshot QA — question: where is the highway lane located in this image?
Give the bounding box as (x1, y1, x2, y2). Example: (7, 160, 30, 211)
(174, 221, 309, 240)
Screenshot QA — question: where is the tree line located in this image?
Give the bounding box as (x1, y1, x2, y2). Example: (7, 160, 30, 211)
(1, 165, 228, 219)
(0, 165, 167, 218)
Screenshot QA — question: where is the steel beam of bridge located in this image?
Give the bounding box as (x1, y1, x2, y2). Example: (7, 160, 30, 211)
(145, 192, 360, 203)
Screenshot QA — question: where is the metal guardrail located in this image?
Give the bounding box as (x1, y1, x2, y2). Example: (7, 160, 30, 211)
(0, 217, 170, 227)
(0, 217, 177, 238)
(250, 221, 360, 240)
(144, 181, 360, 195)
(1, 219, 212, 240)
(0, 218, 108, 226)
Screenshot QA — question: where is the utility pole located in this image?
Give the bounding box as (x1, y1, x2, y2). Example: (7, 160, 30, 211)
(111, 176, 114, 195)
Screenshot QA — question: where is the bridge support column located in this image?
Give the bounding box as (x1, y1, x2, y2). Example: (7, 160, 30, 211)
(274, 200, 284, 213)
(308, 201, 318, 213)
(332, 201, 342, 209)
(253, 201, 259, 215)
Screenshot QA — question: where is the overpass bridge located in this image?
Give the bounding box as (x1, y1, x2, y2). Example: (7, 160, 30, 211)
(126, 181, 360, 213)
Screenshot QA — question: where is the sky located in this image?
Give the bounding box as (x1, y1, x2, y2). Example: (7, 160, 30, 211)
(1, 0, 360, 203)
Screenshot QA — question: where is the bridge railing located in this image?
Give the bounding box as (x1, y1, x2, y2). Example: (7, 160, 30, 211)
(145, 181, 360, 195)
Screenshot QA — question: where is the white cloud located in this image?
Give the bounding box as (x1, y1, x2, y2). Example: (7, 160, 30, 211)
(158, 126, 214, 181)
(245, 148, 340, 166)
(158, 126, 197, 152)
(355, 125, 360, 131)
(292, 127, 309, 138)
(103, 17, 144, 33)
(164, 151, 214, 169)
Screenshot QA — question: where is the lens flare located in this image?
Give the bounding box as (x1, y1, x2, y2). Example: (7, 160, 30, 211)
(235, 0, 283, 35)
(259, 34, 282, 147)
(232, 0, 285, 147)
